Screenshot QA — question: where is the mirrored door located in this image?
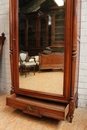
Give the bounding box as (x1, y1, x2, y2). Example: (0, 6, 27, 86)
(10, 0, 72, 102)
(18, 0, 65, 95)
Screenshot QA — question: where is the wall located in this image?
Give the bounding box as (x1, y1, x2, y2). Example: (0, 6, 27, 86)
(78, 0, 87, 108)
(0, 0, 87, 108)
(0, 0, 11, 93)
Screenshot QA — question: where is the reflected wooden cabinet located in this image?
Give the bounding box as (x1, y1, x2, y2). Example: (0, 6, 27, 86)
(51, 6, 65, 46)
(19, 13, 49, 55)
(6, 0, 81, 123)
(19, 9, 65, 55)
(40, 15, 49, 47)
(19, 17, 26, 47)
(39, 52, 64, 71)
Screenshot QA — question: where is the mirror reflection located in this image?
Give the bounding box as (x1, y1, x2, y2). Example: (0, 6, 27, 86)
(18, 0, 65, 95)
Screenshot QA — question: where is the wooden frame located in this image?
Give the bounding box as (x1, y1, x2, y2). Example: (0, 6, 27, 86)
(6, 0, 81, 122)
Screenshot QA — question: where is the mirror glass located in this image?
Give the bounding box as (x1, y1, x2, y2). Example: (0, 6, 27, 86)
(18, 0, 65, 95)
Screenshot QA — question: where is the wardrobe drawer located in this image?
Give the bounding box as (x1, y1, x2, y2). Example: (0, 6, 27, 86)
(6, 94, 69, 120)
(6, 94, 41, 117)
(23, 105, 41, 117)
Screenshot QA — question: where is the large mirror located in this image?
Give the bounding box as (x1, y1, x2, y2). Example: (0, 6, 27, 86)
(18, 0, 65, 95)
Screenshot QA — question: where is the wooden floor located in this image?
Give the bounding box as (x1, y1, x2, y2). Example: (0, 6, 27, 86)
(0, 93, 87, 130)
(19, 70, 63, 95)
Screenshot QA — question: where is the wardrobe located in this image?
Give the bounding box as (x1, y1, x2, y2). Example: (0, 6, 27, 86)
(6, 0, 81, 122)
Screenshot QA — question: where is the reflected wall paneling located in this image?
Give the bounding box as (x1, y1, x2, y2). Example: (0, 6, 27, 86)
(6, 0, 81, 123)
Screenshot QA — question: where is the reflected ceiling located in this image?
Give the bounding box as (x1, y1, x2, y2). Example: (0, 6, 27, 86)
(19, 0, 57, 13)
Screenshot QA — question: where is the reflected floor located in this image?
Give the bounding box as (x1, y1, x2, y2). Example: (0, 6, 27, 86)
(19, 70, 63, 95)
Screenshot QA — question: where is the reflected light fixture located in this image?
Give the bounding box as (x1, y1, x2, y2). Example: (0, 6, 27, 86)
(54, 0, 64, 6)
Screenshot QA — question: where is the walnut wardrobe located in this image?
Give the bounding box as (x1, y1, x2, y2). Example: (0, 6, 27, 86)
(6, 0, 81, 122)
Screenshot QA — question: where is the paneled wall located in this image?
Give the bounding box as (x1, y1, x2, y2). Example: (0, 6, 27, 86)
(0, 0, 87, 108)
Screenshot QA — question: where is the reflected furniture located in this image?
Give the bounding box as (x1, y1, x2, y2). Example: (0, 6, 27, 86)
(19, 51, 36, 76)
(19, 12, 49, 56)
(34, 55, 39, 66)
(19, 5, 65, 56)
(6, 0, 81, 123)
(39, 52, 64, 71)
(0, 33, 6, 58)
(33, 55, 39, 71)
(50, 6, 65, 45)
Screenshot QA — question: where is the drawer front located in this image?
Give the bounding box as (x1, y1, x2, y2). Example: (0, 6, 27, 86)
(6, 97, 41, 117)
(6, 94, 69, 120)
(23, 105, 41, 117)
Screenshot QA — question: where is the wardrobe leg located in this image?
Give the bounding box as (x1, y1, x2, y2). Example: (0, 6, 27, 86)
(69, 100, 74, 123)
(70, 115, 73, 123)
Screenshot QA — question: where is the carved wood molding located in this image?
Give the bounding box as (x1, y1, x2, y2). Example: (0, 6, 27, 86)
(0, 33, 6, 58)
(70, 48, 77, 98)
(72, 47, 77, 58)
